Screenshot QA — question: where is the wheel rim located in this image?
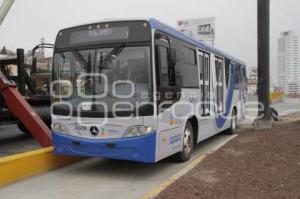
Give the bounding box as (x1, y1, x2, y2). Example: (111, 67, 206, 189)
(232, 115, 236, 130)
(183, 128, 193, 155)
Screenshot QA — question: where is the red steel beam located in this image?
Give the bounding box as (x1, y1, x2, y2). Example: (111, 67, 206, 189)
(0, 72, 52, 147)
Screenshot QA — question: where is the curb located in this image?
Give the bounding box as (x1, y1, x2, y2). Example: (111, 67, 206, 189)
(141, 154, 207, 199)
(141, 135, 238, 199)
(0, 147, 83, 187)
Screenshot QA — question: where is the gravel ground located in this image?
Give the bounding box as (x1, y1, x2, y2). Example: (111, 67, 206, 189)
(157, 113, 300, 199)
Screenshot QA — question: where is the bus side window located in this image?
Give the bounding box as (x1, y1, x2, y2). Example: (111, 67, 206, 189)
(156, 44, 178, 105)
(198, 53, 204, 110)
(181, 47, 199, 88)
(215, 57, 224, 113)
(225, 59, 230, 88)
(203, 53, 210, 116)
(199, 54, 204, 81)
(157, 46, 170, 88)
(234, 64, 240, 90)
(241, 66, 247, 92)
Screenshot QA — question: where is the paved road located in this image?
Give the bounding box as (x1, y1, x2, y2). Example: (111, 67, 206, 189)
(0, 125, 40, 157)
(248, 95, 300, 115)
(273, 98, 300, 116)
(0, 134, 235, 199)
(242, 96, 300, 125)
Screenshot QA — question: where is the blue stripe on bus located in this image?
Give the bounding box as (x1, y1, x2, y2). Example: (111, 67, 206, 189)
(215, 63, 235, 128)
(52, 131, 157, 163)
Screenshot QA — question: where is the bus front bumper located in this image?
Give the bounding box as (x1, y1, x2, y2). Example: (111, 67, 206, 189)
(52, 131, 156, 163)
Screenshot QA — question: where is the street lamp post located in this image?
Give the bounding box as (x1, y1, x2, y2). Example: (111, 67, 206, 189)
(255, 0, 272, 129)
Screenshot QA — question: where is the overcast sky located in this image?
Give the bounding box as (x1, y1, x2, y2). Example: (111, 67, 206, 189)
(1, 0, 300, 85)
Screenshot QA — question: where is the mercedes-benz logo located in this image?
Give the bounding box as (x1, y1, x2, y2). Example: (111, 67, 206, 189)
(90, 126, 99, 136)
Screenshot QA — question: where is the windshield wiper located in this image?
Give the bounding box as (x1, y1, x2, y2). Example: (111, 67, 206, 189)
(98, 43, 126, 71)
(71, 50, 89, 70)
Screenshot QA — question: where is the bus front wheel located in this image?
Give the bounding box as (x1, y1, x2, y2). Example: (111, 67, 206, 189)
(174, 121, 194, 162)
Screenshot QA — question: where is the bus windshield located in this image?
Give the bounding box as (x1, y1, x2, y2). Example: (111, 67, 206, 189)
(52, 46, 152, 117)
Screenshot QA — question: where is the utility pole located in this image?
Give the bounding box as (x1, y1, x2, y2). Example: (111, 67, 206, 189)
(255, 0, 272, 129)
(17, 49, 26, 95)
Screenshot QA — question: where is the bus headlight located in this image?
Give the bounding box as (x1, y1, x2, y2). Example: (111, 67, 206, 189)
(123, 126, 153, 138)
(52, 123, 65, 132)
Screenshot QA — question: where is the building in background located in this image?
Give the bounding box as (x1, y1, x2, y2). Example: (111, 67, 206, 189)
(278, 31, 300, 96)
(177, 17, 215, 46)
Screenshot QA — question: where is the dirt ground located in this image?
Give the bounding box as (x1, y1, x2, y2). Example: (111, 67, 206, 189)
(157, 113, 300, 199)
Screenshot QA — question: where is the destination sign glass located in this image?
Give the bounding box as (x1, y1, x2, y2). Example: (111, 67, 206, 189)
(70, 26, 129, 45)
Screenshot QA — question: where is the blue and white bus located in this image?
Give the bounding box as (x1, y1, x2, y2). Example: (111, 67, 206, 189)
(51, 18, 247, 163)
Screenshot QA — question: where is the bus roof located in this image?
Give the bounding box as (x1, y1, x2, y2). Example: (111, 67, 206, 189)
(61, 18, 246, 66)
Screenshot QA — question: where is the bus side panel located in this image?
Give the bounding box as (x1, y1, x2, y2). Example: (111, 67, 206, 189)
(157, 126, 184, 161)
(197, 62, 237, 143)
(214, 62, 237, 131)
(197, 118, 217, 142)
(156, 103, 186, 161)
(156, 88, 201, 161)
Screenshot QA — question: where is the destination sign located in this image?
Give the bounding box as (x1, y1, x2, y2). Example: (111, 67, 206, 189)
(70, 26, 129, 44)
(55, 21, 151, 48)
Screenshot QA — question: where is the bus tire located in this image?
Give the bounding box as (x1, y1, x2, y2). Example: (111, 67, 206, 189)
(227, 109, 237, 135)
(17, 122, 32, 137)
(174, 121, 194, 162)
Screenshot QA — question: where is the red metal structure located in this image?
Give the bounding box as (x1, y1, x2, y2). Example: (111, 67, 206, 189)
(0, 71, 52, 147)
(1, 0, 52, 147)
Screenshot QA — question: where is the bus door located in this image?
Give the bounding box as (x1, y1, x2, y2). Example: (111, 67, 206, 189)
(155, 34, 183, 159)
(197, 50, 215, 140)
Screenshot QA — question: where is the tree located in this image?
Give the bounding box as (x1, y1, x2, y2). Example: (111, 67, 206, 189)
(1, 46, 7, 55)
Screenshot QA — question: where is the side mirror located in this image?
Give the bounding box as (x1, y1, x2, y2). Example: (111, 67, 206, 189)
(168, 48, 177, 67)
